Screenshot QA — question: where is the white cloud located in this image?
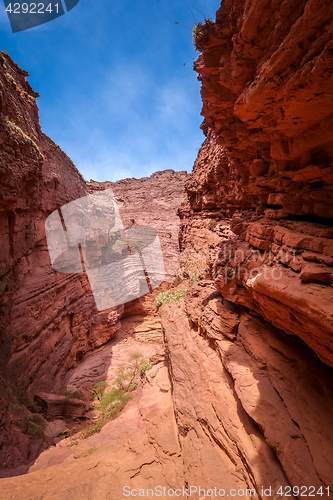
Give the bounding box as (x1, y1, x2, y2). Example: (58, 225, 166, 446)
(48, 61, 204, 182)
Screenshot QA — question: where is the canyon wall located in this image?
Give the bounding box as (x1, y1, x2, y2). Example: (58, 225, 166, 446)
(175, 0, 333, 494)
(0, 51, 125, 399)
(0, 52, 186, 473)
(0, 50, 186, 396)
(181, 0, 333, 366)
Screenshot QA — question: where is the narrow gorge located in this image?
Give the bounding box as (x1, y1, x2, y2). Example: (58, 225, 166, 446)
(0, 0, 333, 498)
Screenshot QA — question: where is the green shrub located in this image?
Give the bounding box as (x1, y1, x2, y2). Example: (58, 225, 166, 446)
(138, 359, 152, 376)
(59, 429, 70, 440)
(19, 392, 36, 409)
(114, 353, 151, 391)
(23, 414, 46, 438)
(67, 355, 151, 443)
(114, 365, 134, 391)
(130, 353, 152, 376)
(192, 18, 213, 52)
(97, 389, 132, 421)
(70, 421, 105, 443)
(92, 381, 109, 401)
(155, 287, 188, 309)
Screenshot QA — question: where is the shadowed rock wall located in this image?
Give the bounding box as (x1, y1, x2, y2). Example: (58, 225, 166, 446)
(0, 51, 124, 396)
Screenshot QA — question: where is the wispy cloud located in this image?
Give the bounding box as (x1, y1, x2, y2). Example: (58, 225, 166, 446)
(44, 60, 203, 182)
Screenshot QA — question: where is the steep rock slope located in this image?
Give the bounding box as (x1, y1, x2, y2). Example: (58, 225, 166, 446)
(181, 0, 333, 367)
(0, 51, 123, 397)
(175, 0, 333, 495)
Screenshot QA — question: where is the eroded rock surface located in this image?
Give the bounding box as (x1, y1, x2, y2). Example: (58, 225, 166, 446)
(0, 52, 184, 476)
(180, 0, 333, 366)
(0, 51, 119, 473)
(0, 325, 182, 500)
(162, 288, 333, 496)
(1, 0, 333, 494)
(0, 51, 122, 399)
(176, 0, 333, 493)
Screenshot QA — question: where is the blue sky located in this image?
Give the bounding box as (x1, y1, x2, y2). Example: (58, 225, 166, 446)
(0, 0, 219, 181)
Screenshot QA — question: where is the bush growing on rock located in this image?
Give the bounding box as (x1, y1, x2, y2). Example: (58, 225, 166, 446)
(66, 354, 152, 444)
(96, 389, 132, 421)
(22, 414, 46, 438)
(155, 287, 188, 309)
(114, 353, 152, 391)
(92, 381, 109, 402)
(192, 18, 213, 52)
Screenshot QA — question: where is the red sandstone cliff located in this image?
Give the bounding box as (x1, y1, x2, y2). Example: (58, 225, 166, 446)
(0, 51, 127, 472)
(0, 51, 125, 399)
(181, 0, 333, 367)
(175, 0, 333, 494)
(0, 52, 186, 474)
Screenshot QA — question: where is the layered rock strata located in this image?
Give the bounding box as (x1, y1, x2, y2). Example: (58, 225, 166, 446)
(176, 0, 333, 492)
(180, 0, 333, 367)
(0, 51, 122, 398)
(1, 0, 333, 494)
(0, 52, 184, 475)
(0, 51, 186, 399)
(0, 51, 128, 473)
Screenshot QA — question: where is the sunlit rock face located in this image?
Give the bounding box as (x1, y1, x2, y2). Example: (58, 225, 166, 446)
(173, 0, 333, 493)
(180, 0, 333, 366)
(162, 291, 333, 495)
(189, 0, 333, 219)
